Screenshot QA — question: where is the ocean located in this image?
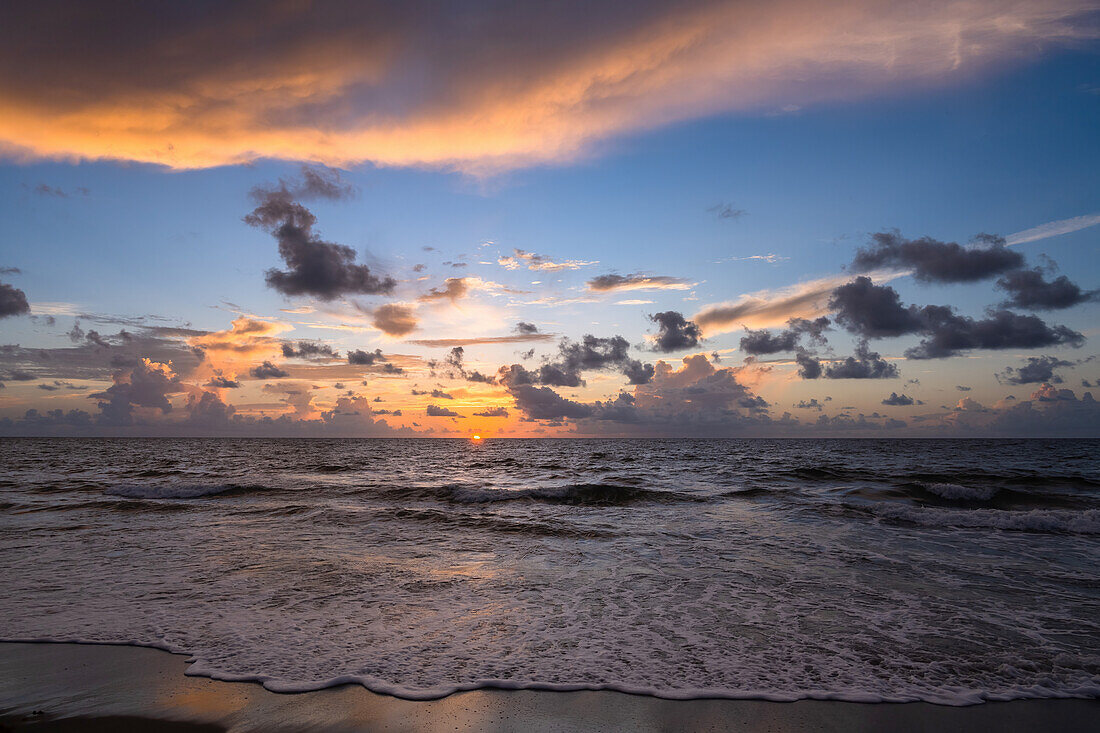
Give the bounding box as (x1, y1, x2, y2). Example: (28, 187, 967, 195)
(1, 438, 1097, 705)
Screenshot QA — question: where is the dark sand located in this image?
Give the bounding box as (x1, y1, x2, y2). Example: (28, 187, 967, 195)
(0, 643, 1096, 732)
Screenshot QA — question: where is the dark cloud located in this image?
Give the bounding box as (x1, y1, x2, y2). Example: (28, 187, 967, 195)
(426, 404, 462, 417)
(708, 202, 746, 220)
(380, 363, 405, 375)
(795, 398, 824, 411)
(282, 341, 339, 359)
(250, 361, 289, 379)
(851, 231, 1024, 283)
(502, 334, 655, 387)
(824, 340, 898, 379)
(246, 172, 393, 300)
(996, 355, 1074, 385)
(587, 274, 691, 292)
(648, 311, 702, 352)
(413, 388, 454, 399)
(18, 408, 94, 427)
(91, 360, 184, 426)
(956, 385, 972, 391)
(996, 268, 1098, 310)
(418, 277, 469, 302)
(5, 370, 36, 381)
(828, 276, 1085, 360)
(905, 308, 1084, 359)
(506, 383, 594, 421)
(185, 391, 236, 427)
(372, 304, 417, 336)
(829, 277, 922, 338)
(348, 348, 386, 365)
(515, 322, 539, 334)
(473, 407, 509, 417)
(205, 373, 241, 389)
(794, 350, 822, 379)
(0, 281, 30, 318)
(739, 317, 830, 355)
(881, 392, 914, 406)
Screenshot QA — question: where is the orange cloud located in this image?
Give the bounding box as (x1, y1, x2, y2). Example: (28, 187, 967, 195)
(189, 317, 292, 375)
(4, 1, 1091, 172)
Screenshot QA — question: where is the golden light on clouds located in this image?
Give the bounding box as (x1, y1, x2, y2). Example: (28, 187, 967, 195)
(1, 1, 1093, 172)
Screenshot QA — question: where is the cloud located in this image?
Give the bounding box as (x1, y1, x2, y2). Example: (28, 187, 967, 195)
(31, 183, 90, 198)
(708, 202, 745, 220)
(347, 348, 386, 365)
(693, 273, 882, 335)
(996, 268, 1098, 310)
(205, 374, 241, 389)
(372, 304, 418, 337)
(250, 361, 289, 379)
(498, 334, 654, 388)
(995, 355, 1074, 385)
(418, 277, 469, 302)
(90, 358, 183, 426)
(826, 276, 1086, 359)
(515, 322, 539, 334)
(739, 317, 829, 355)
(796, 398, 824, 411)
(407, 334, 553, 347)
(281, 341, 339, 359)
(190, 317, 290, 363)
(185, 391, 236, 427)
(851, 231, 1024, 283)
(0, 281, 30, 318)
(587, 273, 692, 292)
(245, 182, 394, 300)
(822, 340, 898, 379)
(1005, 213, 1100, 245)
(905, 308, 1084, 359)
(3, 1, 1094, 172)
(498, 249, 596, 271)
(881, 392, 914, 406)
(473, 407, 509, 417)
(648, 311, 702, 352)
(542, 355, 772, 434)
(829, 277, 923, 338)
(426, 404, 462, 417)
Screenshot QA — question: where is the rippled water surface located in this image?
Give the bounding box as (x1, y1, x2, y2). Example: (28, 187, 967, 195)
(1, 438, 1098, 703)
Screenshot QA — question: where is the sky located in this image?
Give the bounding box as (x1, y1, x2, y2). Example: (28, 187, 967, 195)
(0, 0, 1098, 437)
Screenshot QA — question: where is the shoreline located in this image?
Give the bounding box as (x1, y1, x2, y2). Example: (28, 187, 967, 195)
(2, 642, 1097, 732)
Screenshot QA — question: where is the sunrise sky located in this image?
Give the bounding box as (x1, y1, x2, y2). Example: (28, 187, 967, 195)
(0, 0, 1097, 436)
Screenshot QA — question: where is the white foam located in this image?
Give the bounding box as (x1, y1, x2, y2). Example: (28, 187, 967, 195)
(921, 482, 998, 501)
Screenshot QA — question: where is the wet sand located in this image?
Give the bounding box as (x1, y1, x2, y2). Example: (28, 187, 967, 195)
(0, 642, 1096, 732)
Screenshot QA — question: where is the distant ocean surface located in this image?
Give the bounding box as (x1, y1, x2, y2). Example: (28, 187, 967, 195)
(1, 438, 1098, 705)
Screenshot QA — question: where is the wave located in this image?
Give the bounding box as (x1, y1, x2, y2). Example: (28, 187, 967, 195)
(866, 505, 1100, 534)
(2, 638, 1097, 706)
(918, 482, 1000, 501)
(377, 507, 617, 538)
(105, 483, 266, 500)
(372, 482, 705, 506)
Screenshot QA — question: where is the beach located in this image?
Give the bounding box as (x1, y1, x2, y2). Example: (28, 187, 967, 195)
(1, 643, 1097, 732)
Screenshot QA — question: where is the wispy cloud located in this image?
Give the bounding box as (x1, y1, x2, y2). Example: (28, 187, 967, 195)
(1005, 213, 1100, 245)
(407, 334, 555, 347)
(498, 249, 597, 272)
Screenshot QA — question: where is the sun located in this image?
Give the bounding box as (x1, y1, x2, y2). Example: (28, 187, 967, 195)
(471, 434, 482, 442)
